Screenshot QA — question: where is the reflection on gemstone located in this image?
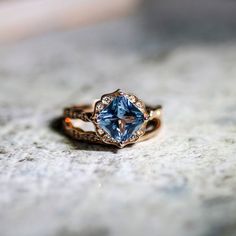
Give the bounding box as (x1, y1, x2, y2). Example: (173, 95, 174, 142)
(97, 96, 144, 142)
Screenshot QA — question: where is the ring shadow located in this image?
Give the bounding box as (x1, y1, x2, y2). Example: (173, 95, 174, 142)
(49, 117, 133, 154)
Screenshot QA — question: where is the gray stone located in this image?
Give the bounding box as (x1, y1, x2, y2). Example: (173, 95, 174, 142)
(0, 15, 236, 236)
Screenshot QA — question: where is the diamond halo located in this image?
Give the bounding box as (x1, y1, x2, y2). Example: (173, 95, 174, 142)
(92, 89, 149, 148)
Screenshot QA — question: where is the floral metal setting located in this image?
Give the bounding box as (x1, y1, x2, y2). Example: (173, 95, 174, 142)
(91, 89, 149, 148)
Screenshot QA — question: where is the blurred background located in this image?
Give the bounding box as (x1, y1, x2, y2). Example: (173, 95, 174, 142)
(0, 0, 236, 43)
(0, 0, 139, 43)
(0, 1, 236, 236)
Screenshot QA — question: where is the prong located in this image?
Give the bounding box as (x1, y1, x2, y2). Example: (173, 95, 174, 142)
(118, 142, 125, 148)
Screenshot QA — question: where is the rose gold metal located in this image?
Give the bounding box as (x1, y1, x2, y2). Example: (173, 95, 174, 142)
(63, 89, 162, 148)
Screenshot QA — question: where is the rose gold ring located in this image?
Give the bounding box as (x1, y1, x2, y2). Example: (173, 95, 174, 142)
(63, 89, 162, 148)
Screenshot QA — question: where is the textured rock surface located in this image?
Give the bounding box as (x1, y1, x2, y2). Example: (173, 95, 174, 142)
(0, 16, 236, 236)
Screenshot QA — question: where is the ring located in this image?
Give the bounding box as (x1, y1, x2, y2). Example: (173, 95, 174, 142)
(63, 89, 162, 148)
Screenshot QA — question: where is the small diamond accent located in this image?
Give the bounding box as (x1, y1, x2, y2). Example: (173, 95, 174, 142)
(128, 95, 136, 103)
(96, 102, 105, 111)
(136, 102, 143, 108)
(130, 135, 137, 141)
(97, 129, 104, 135)
(137, 129, 144, 136)
(104, 134, 113, 141)
(102, 96, 113, 105)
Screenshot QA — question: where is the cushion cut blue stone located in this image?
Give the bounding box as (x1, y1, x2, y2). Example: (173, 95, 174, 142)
(97, 96, 144, 142)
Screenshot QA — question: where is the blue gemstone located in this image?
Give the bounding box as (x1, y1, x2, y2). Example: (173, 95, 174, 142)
(97, 96, 144, 142)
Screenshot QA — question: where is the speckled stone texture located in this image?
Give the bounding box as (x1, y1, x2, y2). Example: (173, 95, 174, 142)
(0, 16, 236, 236)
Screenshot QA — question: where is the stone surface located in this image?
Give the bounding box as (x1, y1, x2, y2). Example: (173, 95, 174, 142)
(97, 95, 144, 142)
(0, 15, 236, 236)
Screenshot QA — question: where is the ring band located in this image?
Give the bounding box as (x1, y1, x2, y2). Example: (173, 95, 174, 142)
(63, 89, 162, 148)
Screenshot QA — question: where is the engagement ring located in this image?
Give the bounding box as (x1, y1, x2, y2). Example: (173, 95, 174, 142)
(63, 89, 162, 148)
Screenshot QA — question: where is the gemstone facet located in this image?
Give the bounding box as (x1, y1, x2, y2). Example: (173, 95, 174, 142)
(97, 96, 144, 143)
